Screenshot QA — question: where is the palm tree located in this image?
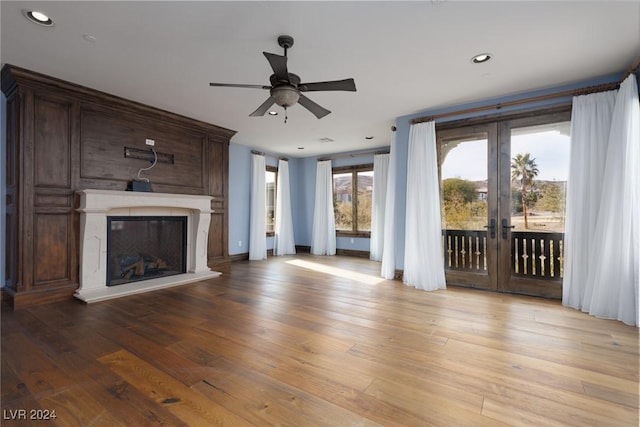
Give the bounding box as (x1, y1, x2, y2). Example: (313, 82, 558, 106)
(511, 153, 539, 229)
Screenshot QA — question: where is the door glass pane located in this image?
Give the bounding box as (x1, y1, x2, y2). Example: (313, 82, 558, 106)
(510, 121, 570, 280)
(333, 172, 353, 231)
(440, 137, 488, 272)
(357, 171, 373, 231)
(440, 138, 488, 230)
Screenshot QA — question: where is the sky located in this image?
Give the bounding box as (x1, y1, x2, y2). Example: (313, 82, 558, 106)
(441, 126, 570, 182)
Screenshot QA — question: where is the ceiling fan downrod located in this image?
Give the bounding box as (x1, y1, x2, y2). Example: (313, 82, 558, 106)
(278, 35, 294, 57)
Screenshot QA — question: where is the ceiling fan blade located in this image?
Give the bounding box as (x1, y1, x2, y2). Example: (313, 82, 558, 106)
(209, 83, 270, 89)
(297, 94, 331, 119)
(298, 78, 356, 92)
(249, 97, 276, 117)
(263, 52, 289, 83)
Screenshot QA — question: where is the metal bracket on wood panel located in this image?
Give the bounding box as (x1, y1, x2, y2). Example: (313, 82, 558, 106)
(124, 147, 174, 164)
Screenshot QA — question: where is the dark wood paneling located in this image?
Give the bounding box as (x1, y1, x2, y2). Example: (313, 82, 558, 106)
(80, 108, 205, 191)
(4, 95, 18, 290)
(2, 284, 79, 309)
(34, 191, 74, 207)
(5, 94, 18, 187)
(34, 95, 71, 188)
(34, 213, 70, 285)
(208, 139, 225, 197)
(207, 138, 228, 265)
(208, 213, 225, 260)
(1, 64, 235, 308)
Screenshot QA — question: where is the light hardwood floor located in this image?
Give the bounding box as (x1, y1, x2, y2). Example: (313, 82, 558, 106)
(1, 254, 638, 426)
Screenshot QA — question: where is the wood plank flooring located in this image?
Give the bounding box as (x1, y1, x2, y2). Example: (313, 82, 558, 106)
(2, 254, 638, 426)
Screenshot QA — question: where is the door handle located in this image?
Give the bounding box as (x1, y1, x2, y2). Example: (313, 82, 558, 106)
(484, 218, 496, 239)
(501, 218, 515, 239)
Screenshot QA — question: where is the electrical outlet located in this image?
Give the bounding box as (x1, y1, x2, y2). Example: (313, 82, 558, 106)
(145, 138, 155, 146)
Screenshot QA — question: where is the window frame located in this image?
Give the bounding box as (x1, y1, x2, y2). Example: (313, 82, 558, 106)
(332, 163, 374, 238)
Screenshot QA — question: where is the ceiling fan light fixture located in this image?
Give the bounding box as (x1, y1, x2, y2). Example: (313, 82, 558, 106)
(471, 53, 491, 64)
(210, 35, 355, 120)
(23, 9, 54, 26)
(271, 86, 300, 108)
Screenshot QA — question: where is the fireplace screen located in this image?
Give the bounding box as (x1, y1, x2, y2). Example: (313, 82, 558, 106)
(107, 216, 187, 287)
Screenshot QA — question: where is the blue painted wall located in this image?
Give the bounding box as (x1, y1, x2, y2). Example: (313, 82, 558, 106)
(228, 143, 302, 254)
(289, 156, 315, 246)
(292, 149, 385, 252)
(228, 143, 251, 255)
(228, 144, 390, 255)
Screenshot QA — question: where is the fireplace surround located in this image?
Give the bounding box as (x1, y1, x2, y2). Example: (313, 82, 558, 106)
(76, 189, 220, 302)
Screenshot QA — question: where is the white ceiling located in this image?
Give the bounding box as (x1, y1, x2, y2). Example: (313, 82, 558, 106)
(2, 1, 639, 157)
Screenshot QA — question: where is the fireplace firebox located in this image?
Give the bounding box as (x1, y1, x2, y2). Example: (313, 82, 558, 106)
(107, 216, 187, 287)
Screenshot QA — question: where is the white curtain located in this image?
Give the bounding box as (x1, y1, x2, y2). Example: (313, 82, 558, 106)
(249, 153, 267, 260)
(370, 153, 389, 261)
(563, 74, 639, 326)
(563, 91, 616, 309)
(311, 160, 336, 255)
(403, 121, 446, 291)
(274, 159, 296, 255)
(381, 133, 397, 279)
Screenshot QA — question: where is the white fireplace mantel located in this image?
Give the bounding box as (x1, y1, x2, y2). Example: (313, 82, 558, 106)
(75, 189, 221, 303)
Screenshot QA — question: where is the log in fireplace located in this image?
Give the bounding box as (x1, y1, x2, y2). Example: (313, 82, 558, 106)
(107, 216, 187, 286)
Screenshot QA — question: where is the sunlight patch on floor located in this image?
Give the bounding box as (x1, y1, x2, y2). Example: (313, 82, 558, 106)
(286, 259, 384, 285)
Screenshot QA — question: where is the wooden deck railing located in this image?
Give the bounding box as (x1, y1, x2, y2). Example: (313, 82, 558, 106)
(511, 231, 564, 280)
(442, 229, 564, 280)
(442, 229, 488, 272)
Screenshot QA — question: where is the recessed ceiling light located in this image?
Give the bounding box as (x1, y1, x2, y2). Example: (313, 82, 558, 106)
(297, 147, 304, 150)
(268, 111, 278, 116)
(365, 136, 374, 140)
(83, 34, 97, 43)
(319, 137, 334, 143)
(23, 10, 54, 26)
(471, 53, 491, 64)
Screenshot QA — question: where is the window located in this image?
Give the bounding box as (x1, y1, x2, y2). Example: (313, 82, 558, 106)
(266, 166, 276, 234)
(332, 164, 373, 235)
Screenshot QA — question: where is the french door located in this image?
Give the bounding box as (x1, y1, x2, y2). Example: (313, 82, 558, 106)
(437, 111, 571, 298)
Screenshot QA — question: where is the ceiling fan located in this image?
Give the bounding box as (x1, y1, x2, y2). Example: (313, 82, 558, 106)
(209, 35, 356, 120)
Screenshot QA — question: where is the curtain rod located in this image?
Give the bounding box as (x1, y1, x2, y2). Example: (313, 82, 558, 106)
(318, 149, 390, 162)
(622, 55, 640, 81)
(411, 81, 621, 125)
(251, 149, 288, 162)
